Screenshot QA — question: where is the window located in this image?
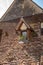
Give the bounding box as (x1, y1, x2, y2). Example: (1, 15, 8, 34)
(19, 31, 27, 41)
(22, 31, 27, 40)
(41, 28, 43, 35)
(18, 23, 28, 43)
(17, 21, 37, 43)
(0, 29, 3, 42)
(19, 30, 29, 44)
(41, 23, 43, 35)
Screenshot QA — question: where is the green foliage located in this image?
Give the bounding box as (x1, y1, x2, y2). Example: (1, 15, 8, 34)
(19, 35, 25, 41)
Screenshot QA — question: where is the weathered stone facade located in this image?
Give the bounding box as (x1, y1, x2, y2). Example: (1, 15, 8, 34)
(0, 22, 36, 65)
(0, 0, 43, 65)
(0, 14, 43, 65)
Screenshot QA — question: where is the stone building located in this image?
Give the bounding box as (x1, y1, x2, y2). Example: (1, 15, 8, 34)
(0, 0, 43, 65)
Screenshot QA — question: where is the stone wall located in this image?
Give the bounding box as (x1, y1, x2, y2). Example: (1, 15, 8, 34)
(0, 22, 17, 63)
(0, 21, 43, 65)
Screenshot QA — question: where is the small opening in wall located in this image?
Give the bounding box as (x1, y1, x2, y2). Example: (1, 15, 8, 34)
(0, 29, 3, 42)
(5, 32, 9, 37)
(41, 23, 43, 35)
(41, 28, 43, 35)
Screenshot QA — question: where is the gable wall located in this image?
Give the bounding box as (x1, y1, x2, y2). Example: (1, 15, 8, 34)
(0, 18, 43, 65)
(0, 21, 36, 65)
(0, 17, 41, 46)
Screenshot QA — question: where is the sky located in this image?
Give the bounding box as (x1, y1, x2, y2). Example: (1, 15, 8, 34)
(0, 0, 43, 19)
(33, 0, 43, 8)
(0, 0, 14, 18)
